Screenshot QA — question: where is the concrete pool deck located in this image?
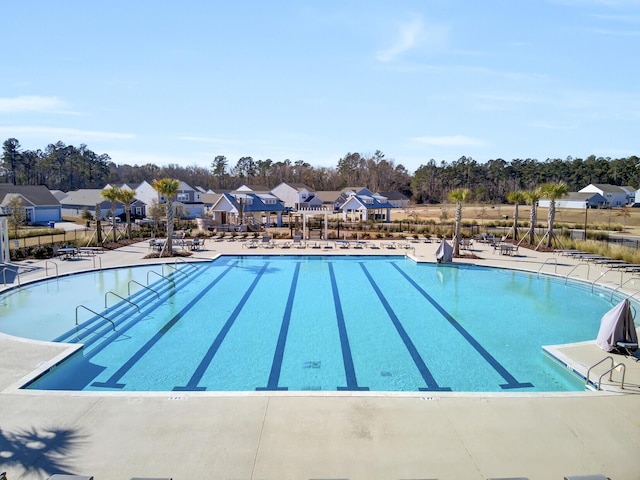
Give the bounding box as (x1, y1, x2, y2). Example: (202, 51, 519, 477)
(1, 238, 639, 480)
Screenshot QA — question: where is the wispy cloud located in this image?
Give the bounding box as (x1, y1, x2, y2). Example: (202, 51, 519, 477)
(411, 135, 487, 147)
(0, 95, 77, 114)
(176, 135, 241, 146)
(0, 126, 135, 142)
(376, 16, 448, 62)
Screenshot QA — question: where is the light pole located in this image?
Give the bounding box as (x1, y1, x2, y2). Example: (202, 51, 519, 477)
(584, 200, 588, 240)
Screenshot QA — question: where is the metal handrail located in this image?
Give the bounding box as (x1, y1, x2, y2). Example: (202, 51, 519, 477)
(0, 266, 20, 286)
(597, 363, 626, 390)
(163, 264, 188, 277)
(76, 304, 115, 331)
(589, 268, 625, 292)
(104, 291, 140, 312)
(128, 279, 160, 299)
(147, 270, 174, 285)
(564, 263, 590, 284)
(174, 257, 199, 271)
(92, 255, 102, 270)
(537, 258, 558, 277)
(44, 260, 58, 277)
(586, 356, 614, 388)
(609, 276, 640, 302)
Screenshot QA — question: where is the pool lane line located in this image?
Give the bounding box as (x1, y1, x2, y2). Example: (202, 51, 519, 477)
(173, 261, 270, 391)
(359, 263, 452, 392)
(91, 261, 238, 389)
(256, 262, 301, 391)
(329, 262, 369, 391)
(390, 262, 534, 390)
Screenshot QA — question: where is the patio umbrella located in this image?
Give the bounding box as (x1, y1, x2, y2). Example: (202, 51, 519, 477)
(595, 298, 638, 354)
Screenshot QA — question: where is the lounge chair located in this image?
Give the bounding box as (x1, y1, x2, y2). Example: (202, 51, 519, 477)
(47, 475, 94, 479)
(487, 477, 529, 480)
(130, 477, 173, 480)
(564, 475, 611, 480)
(260, 235, 275, 248)
(292, 234, 305, 248)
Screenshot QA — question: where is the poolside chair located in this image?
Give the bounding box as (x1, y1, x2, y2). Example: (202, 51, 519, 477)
(486, 477, 529, 480)
(261, 235, 275, 248)
(130, 477, 173, 480)
(292, 234, 305, 248)
(47, 475, 94, 479)
(564, 475, 611, 480)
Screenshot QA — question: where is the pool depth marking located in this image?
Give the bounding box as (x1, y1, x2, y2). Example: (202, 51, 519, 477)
(359, 263, 452, 392)
(173, 262, 270, 391)
(390, 262, 534, 390)
(91, 261, 238, 389)
(329, 262, 369, 391)
(256, 262, 301, 391)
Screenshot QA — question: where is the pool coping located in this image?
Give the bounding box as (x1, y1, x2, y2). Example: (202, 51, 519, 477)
(2, 246, 638, 397)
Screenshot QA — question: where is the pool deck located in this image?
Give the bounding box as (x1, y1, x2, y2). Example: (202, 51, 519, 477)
(1, 238, 639, 480)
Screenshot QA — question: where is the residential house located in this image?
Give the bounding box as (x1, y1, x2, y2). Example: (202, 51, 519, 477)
(338, 188, 395, 222)
(379, 191, 411, 208)
(271, 182, 322, 210)
(134, 180, 205, 219)
(208, 192, 286, 229)
(0, 184, 62, 225)
(174, 181, 205, 219)
(538, 192, 608, 210)
(579, 184, 629, 207)
(60, 189, 126, 220)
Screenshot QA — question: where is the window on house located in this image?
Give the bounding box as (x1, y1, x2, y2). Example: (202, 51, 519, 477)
(177, 193, 189, 202)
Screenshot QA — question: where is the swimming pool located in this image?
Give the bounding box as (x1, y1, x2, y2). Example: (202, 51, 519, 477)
(0, 255, 623, 392)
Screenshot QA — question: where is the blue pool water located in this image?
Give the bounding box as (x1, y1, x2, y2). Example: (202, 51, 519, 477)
(0, 255, 625, 392)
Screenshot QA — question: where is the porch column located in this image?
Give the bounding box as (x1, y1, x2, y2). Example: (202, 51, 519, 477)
(0, 217, 9, 263)
(324, 214, 328, 240)
(303, 213, 307, 239)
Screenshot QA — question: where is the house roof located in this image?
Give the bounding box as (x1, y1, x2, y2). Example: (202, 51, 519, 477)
(0, 184, 61, 206)
(339, 193, 395, 210)
(215, 193, 286, 212)
(380, 191, 409, 201)
(235, 184, 271, 193)
(314, 191, 343, 203)
(60, 189, 123, 208)
(583, 184, 627, 194)
(558, 192, 607, 202)
(288, 183, 315, 192)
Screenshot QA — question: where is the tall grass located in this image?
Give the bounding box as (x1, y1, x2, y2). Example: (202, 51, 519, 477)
(566, 239, 640, 264)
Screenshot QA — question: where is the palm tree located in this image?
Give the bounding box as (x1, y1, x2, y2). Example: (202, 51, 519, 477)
(506, 190, 526, 241)
(101, 186, 121, 242)
(153, 178, 180, 255)
(525, 187, 543, 245)
(540, 181, 569, 248)
(448, 188, 471, 256)
(116, 188, 136, 240)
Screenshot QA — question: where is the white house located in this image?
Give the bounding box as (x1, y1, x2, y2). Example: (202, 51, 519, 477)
(538, 192, 607, 210)
(271, 182, 322, 210)
(338, 188, 395, 222)
(579, 184, 629, 207)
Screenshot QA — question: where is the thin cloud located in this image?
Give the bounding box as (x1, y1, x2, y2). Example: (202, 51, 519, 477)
(376, 16, 448, 62)
(176, 135, 241, 146)
(411, 135, 487, 147)
(0, 95, 77, 114)
(0, 126, 135, 142)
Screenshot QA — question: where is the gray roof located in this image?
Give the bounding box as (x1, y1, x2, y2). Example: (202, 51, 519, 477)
(0, 184, 60, 206)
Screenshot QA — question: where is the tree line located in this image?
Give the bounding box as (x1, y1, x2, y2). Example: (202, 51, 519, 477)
(3, 137, 639, 203)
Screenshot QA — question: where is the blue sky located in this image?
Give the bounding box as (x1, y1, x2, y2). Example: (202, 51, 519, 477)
(1, 0, 639, 174)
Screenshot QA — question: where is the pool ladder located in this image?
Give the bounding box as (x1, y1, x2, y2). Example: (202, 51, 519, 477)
(586, 356, 627, 390)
